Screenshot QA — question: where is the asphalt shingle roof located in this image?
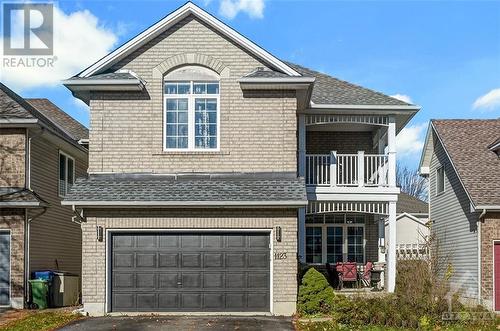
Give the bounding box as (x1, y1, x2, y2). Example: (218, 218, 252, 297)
(0, 187, 49, 207)
(0, 83, 87, 145)
(433, 119, 500, 206)
(397, 192, 428, 214)
(64, 173, 307, 205)
(285, 62, 410, 106)
(244, 69, 291, 78)
(69, 72, 137, 80)
(27, 98, 89, 141)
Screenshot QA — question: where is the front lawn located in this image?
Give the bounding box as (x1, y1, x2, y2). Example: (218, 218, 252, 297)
(0, 310, 82, 331)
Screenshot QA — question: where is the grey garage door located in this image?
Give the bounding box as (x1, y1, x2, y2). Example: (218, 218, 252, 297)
(111, 232, 270, 312)
(0, 232, 10, 306)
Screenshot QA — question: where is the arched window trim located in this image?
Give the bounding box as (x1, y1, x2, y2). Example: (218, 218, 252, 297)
(163, 66, 220, 152)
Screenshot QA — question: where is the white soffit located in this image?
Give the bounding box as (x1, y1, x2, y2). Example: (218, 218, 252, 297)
(78, 2, 300, 78)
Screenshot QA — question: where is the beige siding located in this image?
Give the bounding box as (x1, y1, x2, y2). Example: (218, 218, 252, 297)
(88, 15, 297, 174)
(81, 208, 297, 315)
(28, 134, 87, 277)
(430, 134, 479, 299)
(0, 128, 25, 187)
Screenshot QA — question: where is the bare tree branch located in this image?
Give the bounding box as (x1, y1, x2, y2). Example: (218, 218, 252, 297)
(397, 163, 428, 201)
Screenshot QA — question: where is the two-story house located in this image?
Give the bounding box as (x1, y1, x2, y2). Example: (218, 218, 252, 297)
(0, 83, 88, 308)
(62, 2, 419, 316)
(420, 119, 500, 311)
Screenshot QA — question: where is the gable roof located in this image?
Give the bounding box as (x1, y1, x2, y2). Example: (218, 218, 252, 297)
(397, 192, 428, 214)
(0, 83, 87, 148)
(286, 62, 410, 106)
(76, 2, 300, 78)
(26, 99, 88, 141)
(422, 119, 500, 207)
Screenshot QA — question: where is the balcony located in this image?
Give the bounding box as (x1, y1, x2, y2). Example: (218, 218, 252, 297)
(305, 152, 389, 187)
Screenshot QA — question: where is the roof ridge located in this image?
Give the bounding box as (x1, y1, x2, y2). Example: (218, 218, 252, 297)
(284, 61, 412, 106)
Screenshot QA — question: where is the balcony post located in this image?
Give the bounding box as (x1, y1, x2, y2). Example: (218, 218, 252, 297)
(330, 151, 337, 187)
(298, 114, 306, 177)
(386, 201, 397, 292)
(357, 151, 364, 187)
(387, 115, 396, 187)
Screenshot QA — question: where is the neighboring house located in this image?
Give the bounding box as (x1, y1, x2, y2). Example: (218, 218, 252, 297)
(420, 119, 500, 311)
(62, 2, 419, 316)
(385, 193, 429, 259)
(0, 84, 88, 308)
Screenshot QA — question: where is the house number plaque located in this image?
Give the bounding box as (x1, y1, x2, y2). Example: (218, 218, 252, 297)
(274, 252, 287, 260)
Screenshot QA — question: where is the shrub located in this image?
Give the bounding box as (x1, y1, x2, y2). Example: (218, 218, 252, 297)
(297, 267, 335, 315)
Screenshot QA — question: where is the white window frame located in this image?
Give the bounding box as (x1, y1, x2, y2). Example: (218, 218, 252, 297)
(305, 214, 366, 264)
(163, 80, 220, 152)
(436, 164, 445, 195)
(58, 151, 75, 198)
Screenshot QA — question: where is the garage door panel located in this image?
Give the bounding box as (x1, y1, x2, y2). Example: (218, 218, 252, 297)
(159, 273, 179, 288)
(111, 232, 270, 312)
(136, 253, 156, 267)
(136, 273, 155, 288)
(114, 253, 134, 267)
(182, 253, 201, 267)
(159, 253, 178, 267)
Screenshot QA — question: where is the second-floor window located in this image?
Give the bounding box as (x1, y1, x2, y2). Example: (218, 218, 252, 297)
(436, 165, 445, 195)
(164, 80, 220, 151)
(59, 151, 75, 197)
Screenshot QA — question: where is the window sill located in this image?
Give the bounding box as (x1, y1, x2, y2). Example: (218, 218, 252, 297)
(153, 150, 229, 156)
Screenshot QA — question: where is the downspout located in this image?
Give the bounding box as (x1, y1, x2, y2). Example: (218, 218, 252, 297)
(477, 208, 487, 304)
(24, 207, 47, 306)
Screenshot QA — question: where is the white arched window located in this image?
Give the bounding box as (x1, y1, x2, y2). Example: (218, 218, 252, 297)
(163, 66, 220, 151)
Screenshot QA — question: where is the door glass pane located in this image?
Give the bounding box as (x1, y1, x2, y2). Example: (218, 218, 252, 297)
(305, 227, 322, 263)
(326, 227, 343, 263)
(347, 226, 364, 263)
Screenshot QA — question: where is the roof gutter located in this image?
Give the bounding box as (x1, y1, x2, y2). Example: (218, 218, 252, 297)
(63, 79, 145, 92)
(61, 200, 308, 208)
(308, 103, 421, 111)
(238, 77, 315, 91)
(475, 205, 500, 212)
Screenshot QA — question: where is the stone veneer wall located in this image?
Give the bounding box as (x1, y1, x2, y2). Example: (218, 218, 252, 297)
(480, 212, 500, 310)
(0, 128, 25, 187)
(81, 208, 298, 316)
(0, 209, 25, 308)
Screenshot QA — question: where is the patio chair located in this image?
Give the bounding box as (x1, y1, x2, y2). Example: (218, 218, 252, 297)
(360, 262, 373, 287)
(337, 262, 358, 290)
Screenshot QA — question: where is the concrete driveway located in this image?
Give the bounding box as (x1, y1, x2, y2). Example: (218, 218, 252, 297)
(58, 316, 295, 331)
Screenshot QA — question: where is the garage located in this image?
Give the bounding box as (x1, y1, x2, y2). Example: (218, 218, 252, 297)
(0, 231, 10, 306)
(110, 232, 271, 312)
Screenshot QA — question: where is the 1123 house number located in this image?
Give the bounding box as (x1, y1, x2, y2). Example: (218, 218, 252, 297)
(274, 252, 287, 260)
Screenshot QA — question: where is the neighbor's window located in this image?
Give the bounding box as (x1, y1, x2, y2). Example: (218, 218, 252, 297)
(164, 66, 220, 151)
(59, 152, 75, 197)
(436, 165, 445, 194)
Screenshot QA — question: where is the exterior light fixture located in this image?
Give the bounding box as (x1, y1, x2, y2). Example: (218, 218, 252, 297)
(97, 226, 104, 242)
(275, 226, 282, 242)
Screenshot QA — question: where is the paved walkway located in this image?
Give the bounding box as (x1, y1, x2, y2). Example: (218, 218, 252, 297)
(58, 316, 294, 331)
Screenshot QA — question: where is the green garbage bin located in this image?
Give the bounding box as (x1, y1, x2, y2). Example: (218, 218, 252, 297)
(29, 279, 49, 309)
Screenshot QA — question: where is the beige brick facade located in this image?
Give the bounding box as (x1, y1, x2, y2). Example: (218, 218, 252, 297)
(480, 212, 500, 310)
(0, 128, 25, 187)
(81, 208, 298, 315)
(88, 15, 297, 174)
(0, 209, 25, 306)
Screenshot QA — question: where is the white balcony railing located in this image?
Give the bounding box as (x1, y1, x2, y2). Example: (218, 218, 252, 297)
(305, 151, 389, 187)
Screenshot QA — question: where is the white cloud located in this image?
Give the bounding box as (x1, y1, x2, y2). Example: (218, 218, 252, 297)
(390, 94, 413, 104)
(0, 6, 118, 90)
(396, 122, 427, 158)
(472, 88, 500, 111)
(219, 0, 265, 19)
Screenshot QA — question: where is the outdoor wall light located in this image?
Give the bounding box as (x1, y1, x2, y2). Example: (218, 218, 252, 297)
(275, 226, 282, 242)
(97, 226, 104, 242)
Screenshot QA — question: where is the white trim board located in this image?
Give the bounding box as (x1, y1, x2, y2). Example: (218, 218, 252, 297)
(78, 2, 300, 78)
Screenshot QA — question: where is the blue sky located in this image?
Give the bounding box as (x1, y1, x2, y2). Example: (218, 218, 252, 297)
(2, 0, 499, 168)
